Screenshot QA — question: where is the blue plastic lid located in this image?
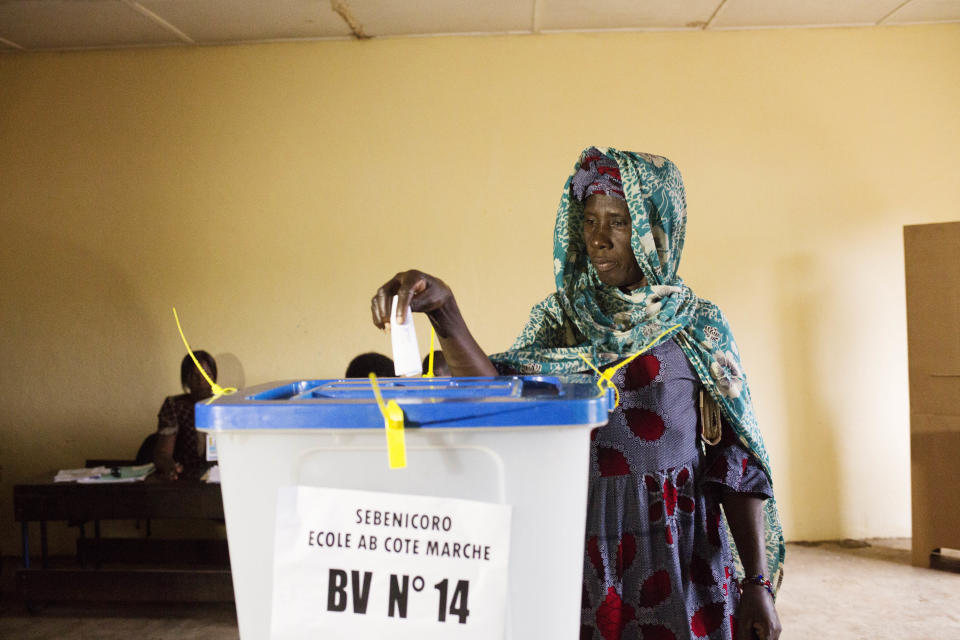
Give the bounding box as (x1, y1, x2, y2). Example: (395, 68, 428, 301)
(196, 376, 614, 431)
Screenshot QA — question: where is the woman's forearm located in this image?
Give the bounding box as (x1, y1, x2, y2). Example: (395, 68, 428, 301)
(721, 492, 768, 577)
(370, 270, 497, 377)
(428, 298, 497, 377)
(153, 431, 181, 479)
(154, 432, 176, 461)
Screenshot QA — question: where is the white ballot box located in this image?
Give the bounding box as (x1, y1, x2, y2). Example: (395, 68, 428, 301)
(197, 376, 612, 639)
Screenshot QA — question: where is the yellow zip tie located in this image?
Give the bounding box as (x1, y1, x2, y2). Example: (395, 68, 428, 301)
(579, 324, 682, 409)
(423, 326, 436, 378)
(369, 373, 407, 469)
(172, 307, 237, 405)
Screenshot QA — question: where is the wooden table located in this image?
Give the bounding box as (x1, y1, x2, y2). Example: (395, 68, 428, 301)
(14, 467, 235, 604)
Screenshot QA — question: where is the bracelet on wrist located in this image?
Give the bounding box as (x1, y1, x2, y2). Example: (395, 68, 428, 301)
(738, 574, 775, 600)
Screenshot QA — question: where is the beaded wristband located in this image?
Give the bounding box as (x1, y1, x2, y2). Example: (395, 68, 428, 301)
(739, 574, 776, 600)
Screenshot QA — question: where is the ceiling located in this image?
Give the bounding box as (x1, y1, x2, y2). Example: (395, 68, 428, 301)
(1, 0, 958, 52)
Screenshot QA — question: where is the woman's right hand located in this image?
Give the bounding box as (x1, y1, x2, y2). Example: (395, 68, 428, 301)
(371, 270, 456, 330)
(370, 270, 497, 377)
(155, 455, 182, 481)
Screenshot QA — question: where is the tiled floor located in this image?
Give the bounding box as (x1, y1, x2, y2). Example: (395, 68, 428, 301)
(2, 539, 959, 639)
(0, 602, 239, 640)
(775, 538, 960, 639)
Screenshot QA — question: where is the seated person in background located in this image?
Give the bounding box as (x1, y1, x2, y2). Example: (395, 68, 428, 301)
(345, 352, 394, 378)
(422, 351, 451, 377)
(154, 351, 217, 480)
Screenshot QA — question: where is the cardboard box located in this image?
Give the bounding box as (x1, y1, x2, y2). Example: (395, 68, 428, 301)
(904, 221, 960, 567)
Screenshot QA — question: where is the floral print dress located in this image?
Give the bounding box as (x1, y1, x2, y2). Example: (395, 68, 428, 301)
(156, 393, 205, 467)
(580, 338, 772, 640)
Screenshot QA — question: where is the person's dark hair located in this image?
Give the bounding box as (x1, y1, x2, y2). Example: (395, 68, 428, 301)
(422, 350, 451, 376)
(346, 352, 394, 378)
(181, 351, 217, 389)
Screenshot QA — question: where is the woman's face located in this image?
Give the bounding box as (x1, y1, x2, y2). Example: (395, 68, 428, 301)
(582, 194, 645, 290)
(186, 362, 214, 400)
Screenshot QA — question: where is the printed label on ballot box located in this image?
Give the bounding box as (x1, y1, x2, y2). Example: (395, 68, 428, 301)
(271, 486, 512, 640)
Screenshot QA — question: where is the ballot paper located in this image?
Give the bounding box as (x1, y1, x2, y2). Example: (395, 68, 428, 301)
(390, 295, 422, 377)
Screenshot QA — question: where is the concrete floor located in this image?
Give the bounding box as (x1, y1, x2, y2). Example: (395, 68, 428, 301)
(2, 538, 958, 639)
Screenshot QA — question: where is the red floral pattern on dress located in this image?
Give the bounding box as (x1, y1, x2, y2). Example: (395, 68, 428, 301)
(663, 478, 678, 516)
(616, 534, 637, 581)
(646, 467, 696, 531)
(625, 407, 666, 441)
(638, 569, 671, 607)
(649, 501, 663, 523)
(665, 525, 674, 545)
(689, 553, 715, 586)
(644, 475, 659, 492)
(624, 354, 660, 388)
(638, 625, 677, 640)
(598, 447, 631, 477)
(690, 602, 725, 637)
(596, 587, 635, 640)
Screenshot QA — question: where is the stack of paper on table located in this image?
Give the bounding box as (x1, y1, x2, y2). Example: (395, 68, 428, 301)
(202, 464, 220, 483)
(55, 467, 110, 482)
(54, 463, 155, 483)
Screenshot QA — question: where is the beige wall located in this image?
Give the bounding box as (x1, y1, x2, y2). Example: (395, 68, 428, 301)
(2, 25, 959, 554)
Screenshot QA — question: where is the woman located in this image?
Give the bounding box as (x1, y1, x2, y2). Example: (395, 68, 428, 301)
(371, 147, 782, 640)
(154, 351, 217, 480)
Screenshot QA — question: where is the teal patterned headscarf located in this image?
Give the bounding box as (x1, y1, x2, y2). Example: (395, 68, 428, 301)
(490, 146, 785, 589)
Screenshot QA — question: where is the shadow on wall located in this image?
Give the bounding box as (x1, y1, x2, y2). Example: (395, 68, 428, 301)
(215, 352, 246, 391)
(777, 253, 843, 537)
